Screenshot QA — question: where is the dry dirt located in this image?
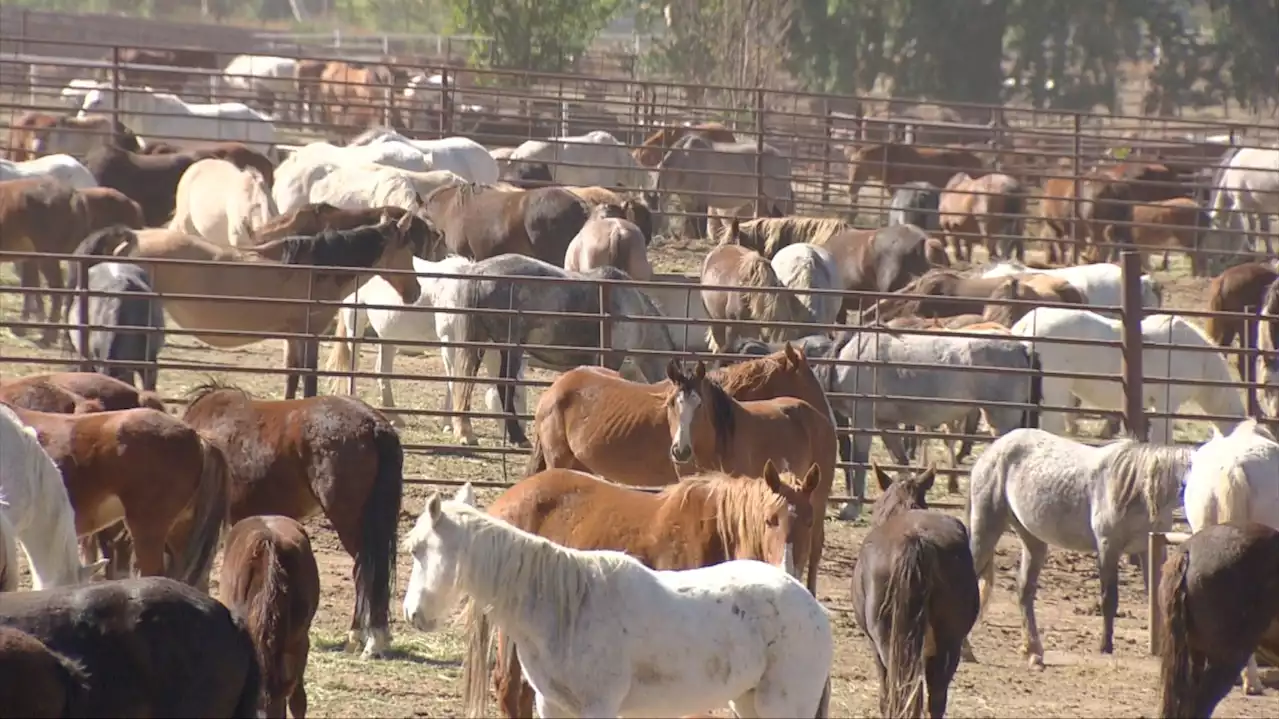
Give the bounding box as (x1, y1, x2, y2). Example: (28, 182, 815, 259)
(0, 242, 1274, 718)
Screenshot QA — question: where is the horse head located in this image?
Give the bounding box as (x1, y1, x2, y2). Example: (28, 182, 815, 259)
(869, 462, 936, 528)
(759, 459, 821, 580)
(664, 359, 708, 465)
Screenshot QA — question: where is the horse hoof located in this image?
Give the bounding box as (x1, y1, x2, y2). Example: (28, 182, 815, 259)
(458, 435, 480, 447)
(836, 503, 861, 522)
(1027, 655, 1045, 671)
(1245, 683, 1265, 696)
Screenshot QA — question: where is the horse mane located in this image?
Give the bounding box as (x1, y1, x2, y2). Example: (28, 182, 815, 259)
(734, 217, 852, 258)
(661, 473, 786, 558)
(183, 378, 251, 417)
(700, 378, 738, 458)
(267, 222, 392, 268)
(1105, 440, 1195, 521)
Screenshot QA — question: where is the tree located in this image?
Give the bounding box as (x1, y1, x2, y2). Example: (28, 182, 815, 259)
(1207, 0, 1279, 113)
(445, 0, 623, 75)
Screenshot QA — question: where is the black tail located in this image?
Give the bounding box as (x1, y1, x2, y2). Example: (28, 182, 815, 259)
(73, 225, 138, 259)
(1158, 549, 1194, 719)
(359, 425, 404, 643)
(1022, 350, 1043, 429)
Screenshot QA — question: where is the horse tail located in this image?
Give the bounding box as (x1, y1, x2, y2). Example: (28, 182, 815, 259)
(1022, 350, 1043, 429)
(461, 600, 495, 719)
(230, 608, 267, 719)
(740, 254, 785, 341)
(884, 534, 931, 719)
(1158, 548, 1195, 719)
(234, 529, 290, 709)
(177, 434, 231, 587)
(72, 224, 138, 259)
(1216, 464, 1253, 524)
(357, 423, 404, 646)
(323, 307, 355, 394)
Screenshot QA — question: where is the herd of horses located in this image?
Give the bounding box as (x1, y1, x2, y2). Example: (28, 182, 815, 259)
(0, 54, 1279, 718)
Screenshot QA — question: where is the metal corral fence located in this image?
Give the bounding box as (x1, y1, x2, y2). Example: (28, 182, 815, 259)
(0, 38, 1277, 507)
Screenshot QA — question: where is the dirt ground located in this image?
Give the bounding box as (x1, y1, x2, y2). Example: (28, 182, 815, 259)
(0, 240, 1274, 718)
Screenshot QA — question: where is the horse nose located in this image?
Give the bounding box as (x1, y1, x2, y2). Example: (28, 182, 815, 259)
(670, 445, 691, 463)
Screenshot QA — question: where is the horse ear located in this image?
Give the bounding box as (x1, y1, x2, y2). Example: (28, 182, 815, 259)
(762, 460, 783, 493)
(453, 482, 475, 507)
(426, 493, 442, 519)
(665, 359, 681, 383)
(801, 463, 822, 495)
(693, 361, 707, 382)
(783, 341, 801, 367)
(872, 462, 893, 492)
(917, 463, 937, 494)
(727, 218, 740, 245)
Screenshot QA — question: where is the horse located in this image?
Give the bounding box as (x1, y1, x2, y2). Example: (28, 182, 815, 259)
(219, 515, 321, 718)
(1204, 261, 1278, 349)
(562, 187, 653, 243)
(888, 181, 941, 233)
(1130, 196, 1211, 275)
(852, 464, 978, 718)
(346, 128, 499, 183)
(1011, 307, 1246, 443)
(1038, 171, 1135, 265)
(976, 272, 1090, 328)
(182, 382, 402, 659)
(0, 179, 145, 346)
(508, 130, 648, 190)
(1157, 522, 1279, 718)
(0, 154, 98, 189)
(171, 158, 277, 247)
(859, 270, 1042, 323)
(723, 216, 856, 258)
(1182, 418, 1279, 695)
(469, 462, 821, 718)
(67, 258, 166, 391)
(968, 428, 1194, 667)
(770, 242, 841, 328)
(937, 172, 1027, 262)
(0, 511, 17, 591)
(846, 142, 986, 208)
(564, 203, 652, 281)
(80, 87, 277, 156)
(251, 203, 437, 251)
(0, 626, 87, 717)
(4, 111, 61, 162)
(0, 577, 261, 717)
(701, 230, 815, 353)
(221, 54, 300, 118)
(816, 224, 937, 321)
(422, 183, 590, 266)
(0, 404, 106, 589)
(72, 211, 423, 399)
(442, 254, 677, 447)
(825, 327, 1042, 520)
(403, 491, 832, 718)
(8, 403, 229, 587)
(1260, 279, 1279, 418)
(632, 122, 737, 167)
(979, 259, 1164, 315)
(1210, 146, 1279, 257)
(31, 114, 143, 160)
(0, 371, 165, 413)
(297, 164, 432, 215)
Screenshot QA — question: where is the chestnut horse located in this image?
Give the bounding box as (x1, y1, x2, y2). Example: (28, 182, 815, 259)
(219, 515, 320, 718)
(1204, 260, 1278, 349)
(182, 382, 402, 659)
(8, 405, 229, 587)
(0, 372, 165, 414)
(847, 142, 987, 206)
(465, 462, 822, 718)
(632, 122, 737, 167)
(0, 626, 86, 718)
(936, 172, 1028, 262)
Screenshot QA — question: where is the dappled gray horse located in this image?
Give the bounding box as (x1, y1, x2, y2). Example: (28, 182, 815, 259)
(68, 262, 166, 391)
(888, 181, 941, 232)
(445, 253, 677, 446)
(967, 428, 1194, 668)
(826, 328, 1042, 519)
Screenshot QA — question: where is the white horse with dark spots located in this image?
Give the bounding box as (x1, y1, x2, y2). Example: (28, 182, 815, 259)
(402, 485, 832, 718)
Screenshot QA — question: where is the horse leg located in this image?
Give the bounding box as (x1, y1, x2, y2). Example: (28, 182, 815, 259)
(330, 513, 389, 658)
(1094, 539, 1122, 655)
(1012, 523, 1049, 668)
(302, 339, 320, 398)
(14, 261, 40, 337)
(288, 653, 309, 717)
(36, 258, 64, 347)
(284, 340, 301, 400)
(837, 420, 873, 520)
(122, 517, 168, 579)
(376, 342, 405, 428)
(880, 427, 913, 468)
(1201, 660, 1252, 713)
(924, 648, 962, 719)
(498, 349, 529, 447)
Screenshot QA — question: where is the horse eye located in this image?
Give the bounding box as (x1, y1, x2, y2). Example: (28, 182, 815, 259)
(766, 515, 781, 527)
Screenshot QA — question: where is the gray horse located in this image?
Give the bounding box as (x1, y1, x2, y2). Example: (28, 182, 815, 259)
(967, 428, 1194, 668)
(68, 262, 166, 391)
(445, 253, 677, 446)
(888, 181, 941, 232)
(825, 328, 1042, 519)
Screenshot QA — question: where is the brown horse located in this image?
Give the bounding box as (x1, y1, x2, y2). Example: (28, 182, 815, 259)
(0, 379, 105, 415)
(851, 463, 978, 719)
(937, 172, 1028, 262)
(466, 462, 821, 719)
(181, 382, 402, 659)
(0, 626, 86, 717)
(847, 142, 987, 206)
(860, 270, 1041, 323)
(701, 227, 814, 353)
(8, 404, 229, 586)
(978, 272, 1089, 327)
(1129, 197, 1210, 275)
(1204, 260, 1278, 348)
(422, 183, 590, 266)
(1158, 522, 1278, 718)
(253, 203, 441, 253)
(562, 186, 653, 242)
(0, 371, 166, 413)
(219, 515, 321, 718)
(632, 122, 737, 167)
(1038, 171, 1135, 265)
(812, 224, 937, 321)
(4, 111, 60, 161)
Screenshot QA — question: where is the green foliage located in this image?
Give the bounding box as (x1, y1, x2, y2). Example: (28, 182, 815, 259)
(444, 0, 623, 74)
(1207, 0, 1279, 112)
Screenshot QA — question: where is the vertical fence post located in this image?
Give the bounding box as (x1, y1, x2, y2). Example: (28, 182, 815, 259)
(109, 45, 121, 136)
(1120, 251, 1149, 441)
(439, 66, 453, 137)
(821, 106, 833, 206)
(754, 88, 766, 219)
(76, 259, 92, 373)
(1244, 305, 1260, 418)
(1147, 531, 1167, 655)
(598, 281, 611, 369)
(304, 264, 316, 397)
(1070, 113, 1082, 264)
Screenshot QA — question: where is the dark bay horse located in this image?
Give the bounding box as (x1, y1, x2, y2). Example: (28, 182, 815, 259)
(1158, 522, 1278, 718)
(0, 577, 261, 717)
(422, 183, 590, 266)
(182, 382, 402, 659)
(465, 463, 821, 718)
(851, 464, 978, 719)
(0, 626, 86, 718)
(0, 371, 165, 412)
(252, 202, 441, 255)
(220, 515, 321, 718)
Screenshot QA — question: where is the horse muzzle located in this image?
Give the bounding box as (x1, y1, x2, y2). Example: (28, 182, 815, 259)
(669, 444, 693, 464)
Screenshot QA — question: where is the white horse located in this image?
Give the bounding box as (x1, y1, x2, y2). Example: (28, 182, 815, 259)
(59, 78, 109, 110)
(271, 157, 340, 214)
(1011, 307, 1245, 443)
(304, 164, 426, 213)
(324, 255, 522, 428)
(770, 243, 841, 328)
(0, 404, 107, 590)
(0, 507, 18, 592)
(0, 154, 98, 189)
(220, 55, 299, 111)
(347, 129, 499, 183)
(979, 260, 1162, 315)
(1210, 146, 1279, 256)
(508, 130, 647, 190)
(403, 487, 832, 718)
(78, 87, 277, 156)
(1182, 418, 1279, 695)
(170, 158, 277, 247)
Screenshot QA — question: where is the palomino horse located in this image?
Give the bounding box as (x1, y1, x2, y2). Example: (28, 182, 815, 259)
(852, 464, 977, 719)
(701, 228, 814, 354)
(10, 404, 230, 587)
(1182, 418, 1278, 695)
(1157, 522, 1278, 718)
(937, 172, 1027, 262)
(468, 462, 822, 718)
(170, 158, 277, 247)
(563, 203, 652, 281)
(0, 577, 261, 716)
(182, 382, 402, 659)
(403, 490, 832, 719)
(968, 428, 1193, 667)
(219, 515, 321, 717)
(72, 211, 424, 399)
(0, 404, 106, 589)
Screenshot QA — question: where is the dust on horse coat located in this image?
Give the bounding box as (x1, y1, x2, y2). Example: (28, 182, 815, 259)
(1011, 306, 1245, 443)
(937, 172, 1027, 261)
(816, 223, 936, 320)
(67, 259, 166, 392)
(171, 158, 277, 247)
(508, 130, 647, 190)
(346, 128, 499, 183)
(564, 204, 652, 281)
(423, 183, 590, 266)
(0, 577, 262, 717)
(978, 259, 1162, 316)
(888, 181, 941, 232)
(770, 242, 841, 328)
(79, 87, 277, 156)
(826, 327, 1042, 516)
(647, 135, 794, 217)
(443, 254, 676, 446)
(0, 154, 97, 189)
